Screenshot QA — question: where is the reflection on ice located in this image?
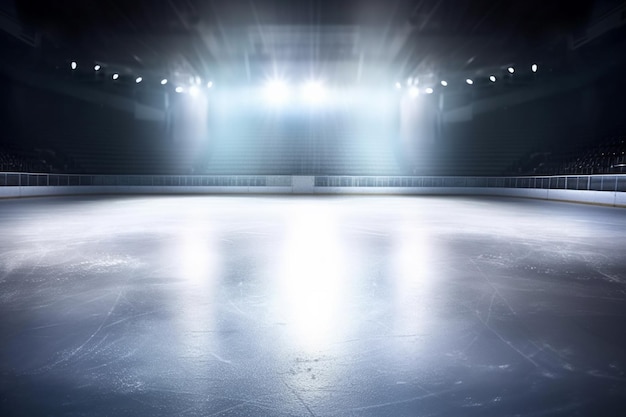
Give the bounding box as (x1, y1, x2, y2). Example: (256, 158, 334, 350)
(278, 204, 348, 351)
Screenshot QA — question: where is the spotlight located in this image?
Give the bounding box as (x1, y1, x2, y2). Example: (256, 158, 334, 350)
(301, 80, 326, 103)
(71, 61, 77, 70)
(425, 87, 434, 94)
(466, 78, 474, 85)
(161, 79, 168, 85)
(112, 73, 119, 80)
(175, 86, 184, 93)
(207, 81, 213, 88)
(264, 79, 289, 105)
(440, 80, 448, 87)
(409, 86, 419, 98)
(531, 63, 538, 73)
(508, 67, 515, 74)
(395, 82, 402, 89)
(94, 64, 101, 71)
(489, 75, 497, 82)
(135, 76, 143, 83)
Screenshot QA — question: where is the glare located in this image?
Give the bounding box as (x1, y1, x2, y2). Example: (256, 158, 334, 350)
(409, 86, 420, 98)
(440, 80, 448, 87)
(278, 205, 347, 351)
(531, 63, 538, 73)
(264, 79, 290, 105)
(466, 78, 474, 85)
(189, 85, 200, 97)
(395, 82, 402, 89)
(112, 73, 119, 80)
(424, 87, 434, 94)
(301, 80, 326, 103)
(508, 67, 515, 74)
(195, 76, 202, 85)
(207, 81, 213, 88)
(175, 86, 184, 93)
(407, 77, 413, 86)
(489, 75, 497, 82)
(94, 64, 101, 71)
(70, 61, 77, 70)
(161, 78, 168, 85)
(135, 76, 143, 83)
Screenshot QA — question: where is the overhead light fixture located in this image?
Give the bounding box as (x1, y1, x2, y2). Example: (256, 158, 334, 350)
(440, 80, 448, 87)
(189, 85, 200, 97)
(207, 81, 213, 88)
(175, 86, 184, 93)
(135, 76, 143, 83)
(489, 75, 497, 82)
(531, 63, 538, 73)
(264, 79, 290, 105)
(508, 67, 515, 74)
(409, 86, 419, 98)
(301, 80, 327, 103)
(70, 61, 77, 70)
(466, 78, 474, 85)
(94, 64, 101, 71)
(112, 73, 119, 80)
(161, 79, 168, 85)
(425, 87, 434, 94)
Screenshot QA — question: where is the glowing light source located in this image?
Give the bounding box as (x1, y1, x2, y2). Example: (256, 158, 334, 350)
(466, 78, 474, 85)
(395, 82, 402, 89)
(409, 86, 420, 98)
(94, 64, 101, 71)
(264, 79, 290, 105)
(189, 85, 200, 97)
(301, 81, 327, 103)
(175, 86, 184, 93)
(207, 81, 213, 88)
(70, 61, 77, 70)
(112, 73, 119, 80)
(489, 75, 497, 82)
(440, 80, 448, 87)
(531, 63, 538, 73)
(135, 76, 143, 83)
(161, 78, 168, 85)
(508, 67, 515, 74)
(425, 87, 434, 94)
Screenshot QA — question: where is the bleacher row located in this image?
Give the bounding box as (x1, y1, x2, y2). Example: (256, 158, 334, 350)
(4, 122, 626, 177)
(514, 134, 626, 175)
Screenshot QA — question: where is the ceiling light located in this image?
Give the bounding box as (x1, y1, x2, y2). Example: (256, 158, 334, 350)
(70, 61, 77, 70)
(508, 67, 515, 74)
(531, 63, 538, 73)
(112, 73, 119, 80)
(466, 78, 474, 85)
(175, 86, 184, 93)
(94, 64, 101, 71)
(409, 86, 419, 98)
(135, 76, 143, 83)
(440, 80, 448, 87)
(425, 87, 434, 94)
(207, 81, 213, 88)
(395, 82, 402, 89)
(489, 75, 497, 82)
(161, 79, 168, 85)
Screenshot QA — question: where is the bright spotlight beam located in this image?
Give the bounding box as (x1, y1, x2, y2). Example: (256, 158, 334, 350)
(301, 81, 326, 104)
(264, 79, 290, 105)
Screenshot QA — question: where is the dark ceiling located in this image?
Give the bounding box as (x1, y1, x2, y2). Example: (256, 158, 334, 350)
(6, 0, 616, 82)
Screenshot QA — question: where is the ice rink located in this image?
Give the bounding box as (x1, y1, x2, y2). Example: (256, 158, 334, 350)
(1, 195, 625, 416)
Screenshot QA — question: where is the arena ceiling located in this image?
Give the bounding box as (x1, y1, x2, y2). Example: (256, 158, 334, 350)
(8, 0, 603, 83)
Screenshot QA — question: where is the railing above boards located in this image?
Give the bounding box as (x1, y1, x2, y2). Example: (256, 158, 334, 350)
(0, 173, 625, 192)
